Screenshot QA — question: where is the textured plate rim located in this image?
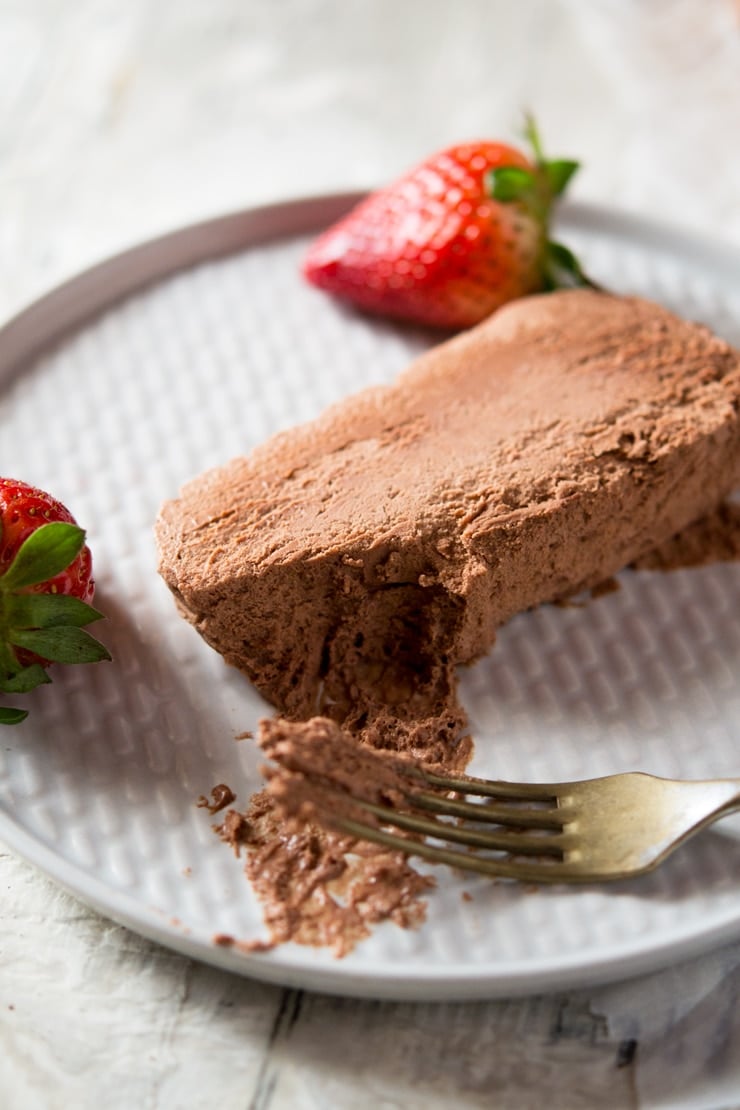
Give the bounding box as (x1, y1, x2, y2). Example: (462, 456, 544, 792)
(6, 804, 740, 1002)
(2, 193, 740, 1001)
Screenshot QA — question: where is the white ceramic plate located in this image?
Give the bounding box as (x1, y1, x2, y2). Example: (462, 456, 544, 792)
(1, 195, 740, 1001)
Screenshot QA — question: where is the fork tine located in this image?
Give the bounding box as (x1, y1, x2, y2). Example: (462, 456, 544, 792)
(355, 798, 566, 856)
(420, 768, 559, 803)
(411, 790, 566, 829)
(333, 815, 570, 882)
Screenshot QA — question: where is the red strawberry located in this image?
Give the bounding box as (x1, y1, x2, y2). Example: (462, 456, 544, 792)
(303, 117, 593, 329)
(0, 478, 110, 725)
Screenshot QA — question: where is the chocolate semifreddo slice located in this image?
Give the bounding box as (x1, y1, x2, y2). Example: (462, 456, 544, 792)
(156, 290, 740, 731)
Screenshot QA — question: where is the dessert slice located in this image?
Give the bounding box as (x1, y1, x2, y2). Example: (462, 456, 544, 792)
(156, 290, 740, 735)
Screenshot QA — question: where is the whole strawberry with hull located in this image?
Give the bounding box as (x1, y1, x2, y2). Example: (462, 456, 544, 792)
(303, 117, 593, 329)
(0, 478, 110, 724)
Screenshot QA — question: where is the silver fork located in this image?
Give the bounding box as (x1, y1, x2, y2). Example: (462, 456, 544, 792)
(316, 766, 740, 883)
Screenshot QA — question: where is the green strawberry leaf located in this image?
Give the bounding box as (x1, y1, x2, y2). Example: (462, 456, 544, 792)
(544, 240, 602, 291)
(6, 593, 104, 630)
(9, 626, 111, 665)
(0, 663, 51, 694)
(544, 159, 580, 197)
(0, 706, 28, 725)
(486, 166, 535, 203)
(1, 522, 85, 590)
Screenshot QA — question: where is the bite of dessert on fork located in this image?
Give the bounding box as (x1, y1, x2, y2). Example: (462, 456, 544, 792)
(259, 716, 740, 885)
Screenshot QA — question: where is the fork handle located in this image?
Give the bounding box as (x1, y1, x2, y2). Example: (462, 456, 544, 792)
(710, 779, 740, 818)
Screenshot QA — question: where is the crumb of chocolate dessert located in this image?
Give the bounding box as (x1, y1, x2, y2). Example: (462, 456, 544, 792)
(212, 933, 236, 947)
(233, 937, 276, 954)
(214, 809, 251, 856)
(212, 933, 277, 954)
(196, 783, 237, 814)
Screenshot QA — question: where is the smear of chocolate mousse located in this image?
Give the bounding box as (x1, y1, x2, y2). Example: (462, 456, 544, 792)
(215, 725, 434, 957)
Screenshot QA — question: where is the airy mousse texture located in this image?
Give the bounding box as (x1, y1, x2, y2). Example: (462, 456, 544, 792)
(157, 290, 740, 742)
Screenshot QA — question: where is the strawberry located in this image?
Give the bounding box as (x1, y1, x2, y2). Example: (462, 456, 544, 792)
(0, 478, 111, 725)
(303, 116, 593, 329)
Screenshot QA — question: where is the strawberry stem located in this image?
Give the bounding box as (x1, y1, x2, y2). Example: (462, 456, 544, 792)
(522, 112, 545, 164)
(488, 114, 600, 296)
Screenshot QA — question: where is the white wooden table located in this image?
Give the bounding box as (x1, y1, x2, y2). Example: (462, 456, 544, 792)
(2, 2, 740, 1106)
